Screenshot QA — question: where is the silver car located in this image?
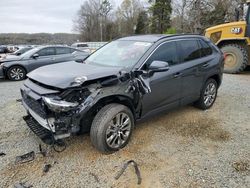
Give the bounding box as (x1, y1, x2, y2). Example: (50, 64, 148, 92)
(0, 45, 89, 81)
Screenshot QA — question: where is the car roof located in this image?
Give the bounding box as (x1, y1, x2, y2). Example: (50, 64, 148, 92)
(118, 34, 206, 43)
(35, 45, 72, 50)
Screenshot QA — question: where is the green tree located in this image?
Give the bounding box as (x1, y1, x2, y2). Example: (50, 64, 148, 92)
(135, 10, 148, 34)
(149, 0, 172, 34)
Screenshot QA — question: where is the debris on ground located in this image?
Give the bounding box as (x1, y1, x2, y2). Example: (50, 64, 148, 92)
(15, 151, 35, 164)
(115, 160, 142, 185)
(232, 161, 250, 172)
(38, 144, 47, 157)
(43, 164, 52, 173)
(52, 139, 67, 153)
(89, 172, 100, 183)
(0, 152, 6, 157)
(14, 182, 33, 188)
(16, 99, 22, 102)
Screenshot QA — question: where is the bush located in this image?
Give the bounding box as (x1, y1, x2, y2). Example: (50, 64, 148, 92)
(164, 28, 177, 34)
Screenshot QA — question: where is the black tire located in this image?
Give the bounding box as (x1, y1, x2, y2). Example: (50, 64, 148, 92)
(7, 66, 26, 81)
(90, 103, 134, 153)
(195, 78, 218, 110)
(221, 43, 248, 74)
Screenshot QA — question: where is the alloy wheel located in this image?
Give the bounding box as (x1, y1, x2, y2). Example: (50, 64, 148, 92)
(9, 67, 25, 80)
(105, 112, 132, 149)
(203, 82, 217, 107)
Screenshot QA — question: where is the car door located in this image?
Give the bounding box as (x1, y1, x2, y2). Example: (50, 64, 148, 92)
(177, 39, 212, 105)
(141, 41, 183, 116)
(29, 47, 56, 71)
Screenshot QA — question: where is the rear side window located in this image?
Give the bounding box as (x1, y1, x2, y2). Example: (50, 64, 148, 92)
(199, 40, 213, 57)
(56, 47, 71, 55)
(77, 44, 88, 47)
(179, 40, 200, 61)
(145, 41, 179, 67)
(37, 47, 55, 56)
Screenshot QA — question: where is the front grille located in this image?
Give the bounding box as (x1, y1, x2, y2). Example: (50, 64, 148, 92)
(22, 93, 47, 119)
(23, 115, 53, 145)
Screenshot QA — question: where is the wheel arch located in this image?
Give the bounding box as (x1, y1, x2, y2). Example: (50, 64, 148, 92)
(206, 74, 222, 87)
(5, 64, 27, 75)
(80, 95, 136, 133)
(217, 39, 247, 48)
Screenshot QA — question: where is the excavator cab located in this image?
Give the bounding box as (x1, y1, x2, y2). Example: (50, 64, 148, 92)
(205, 1, 250, 73)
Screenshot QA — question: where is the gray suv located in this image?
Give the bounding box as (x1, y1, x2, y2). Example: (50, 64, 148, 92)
(21, 35, 224, 153)
(0, 46, 89, 80)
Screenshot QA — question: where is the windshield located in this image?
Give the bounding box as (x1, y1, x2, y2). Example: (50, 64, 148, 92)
(14, 47, 32, 55)
(20, 47, 40, 57)
(85, 40, 152, 67)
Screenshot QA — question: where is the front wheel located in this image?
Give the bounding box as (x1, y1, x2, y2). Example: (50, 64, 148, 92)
(7, 66, 26, 81)
(90, 103, 134, 153)
(195, 79, 218, 110)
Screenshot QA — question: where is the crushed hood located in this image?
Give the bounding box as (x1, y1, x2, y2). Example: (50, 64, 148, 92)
(27, 61, 122, 89)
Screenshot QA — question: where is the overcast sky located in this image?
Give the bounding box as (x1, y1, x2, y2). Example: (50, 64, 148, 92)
(0, 0, 119, 34)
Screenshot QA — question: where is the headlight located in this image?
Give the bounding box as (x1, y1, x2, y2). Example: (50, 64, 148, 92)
(43, 97, 79, 112)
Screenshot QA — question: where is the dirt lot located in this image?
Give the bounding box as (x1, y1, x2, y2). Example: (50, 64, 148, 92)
(0, 72, 249, 188)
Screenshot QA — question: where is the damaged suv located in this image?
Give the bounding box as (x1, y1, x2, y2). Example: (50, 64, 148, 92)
(21, 35, 224, 153)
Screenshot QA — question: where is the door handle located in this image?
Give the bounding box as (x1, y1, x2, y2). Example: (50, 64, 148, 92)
(173, 72, 182, 78)
(202, 63, 209, 67)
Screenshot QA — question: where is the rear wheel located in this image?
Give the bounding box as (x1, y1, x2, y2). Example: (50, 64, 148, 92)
(90, 103, 134, 153)
(7, 66, 26, 81)
(195, 79, 218, 110)
(221, 43, 248, 74)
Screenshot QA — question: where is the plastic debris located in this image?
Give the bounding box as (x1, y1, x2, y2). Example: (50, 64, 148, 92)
(115, 160, 142, 185)
(15, 151, 35, 164)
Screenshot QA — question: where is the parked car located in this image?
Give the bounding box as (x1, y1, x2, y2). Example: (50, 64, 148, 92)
(0, 46, 89, 80)
(71, 42, 91, 53)
(11, 46, 33, 56)
(0, 46, 9, 53)
(21, 34, 224, 153)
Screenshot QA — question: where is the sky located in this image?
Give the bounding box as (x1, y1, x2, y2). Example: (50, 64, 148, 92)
(0, 0, 120, 34)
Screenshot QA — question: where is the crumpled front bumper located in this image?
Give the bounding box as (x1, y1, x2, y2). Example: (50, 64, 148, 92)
(23, 115, 53, 144)
(20, 79, 74, 143)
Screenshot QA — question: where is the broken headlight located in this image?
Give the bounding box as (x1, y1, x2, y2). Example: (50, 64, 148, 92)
(43, 97, 79, 112)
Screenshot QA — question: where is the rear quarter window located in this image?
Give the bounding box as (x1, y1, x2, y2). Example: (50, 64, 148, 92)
(56, 47, 72, 55)
(199, 39, 213, 57)
(178, 40, 200, 62)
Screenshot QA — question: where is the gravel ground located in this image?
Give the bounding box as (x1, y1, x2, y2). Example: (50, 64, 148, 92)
(0, 72, 250, 188)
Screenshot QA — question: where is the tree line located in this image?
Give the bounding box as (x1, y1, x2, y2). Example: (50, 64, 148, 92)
(74, 0, 243, 42)
(0, 33, 80, 45)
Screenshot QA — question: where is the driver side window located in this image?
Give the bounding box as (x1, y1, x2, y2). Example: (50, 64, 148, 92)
(144, 41, 178, 69)
(37, 47, 56, 57)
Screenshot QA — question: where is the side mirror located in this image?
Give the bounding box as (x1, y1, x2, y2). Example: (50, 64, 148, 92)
(32, 53, 39, 59)
(148, 60, 170, 75)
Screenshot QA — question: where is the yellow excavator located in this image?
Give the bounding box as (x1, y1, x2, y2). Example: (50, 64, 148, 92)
(205, 0, 250, 73)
